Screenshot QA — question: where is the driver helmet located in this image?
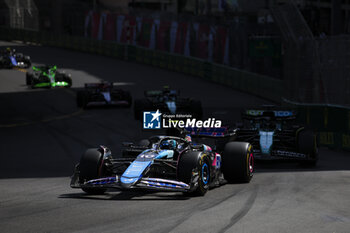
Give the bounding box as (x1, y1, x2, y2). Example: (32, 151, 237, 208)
(266, 120, 275, 129)
(262, 117, 275, 129)
(159, 139, 177, 150)
(185, 135, 192, 143)
(49, 65, 57, 72)
(100, 82, 110, 90)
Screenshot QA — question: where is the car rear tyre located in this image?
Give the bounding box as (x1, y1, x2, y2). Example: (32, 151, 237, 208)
(30, 78, 38, 89)
(222, 142, 253, 183)
(79, 148, 106, 195)
(298, 129, 318, 167)
(25, 60, 31, 68)
(26, 73, 32, 85)
(77, 90, 88, 108)
(178, 152, 210, 196)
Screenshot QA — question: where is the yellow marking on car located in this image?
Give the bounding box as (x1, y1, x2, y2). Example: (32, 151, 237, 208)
(14, 68, 27, 73)
(0, 108, 84, 128)
(248, 144, 252, 152)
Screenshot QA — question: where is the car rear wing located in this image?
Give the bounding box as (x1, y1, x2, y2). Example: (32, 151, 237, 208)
(32, 65, 55, 72)
(84, 82, 115, 89)
(242, 109, 297, 121)
(144, 90, 162, 97)
(144, 89, 179, 97)
(177, 127, 236, 138)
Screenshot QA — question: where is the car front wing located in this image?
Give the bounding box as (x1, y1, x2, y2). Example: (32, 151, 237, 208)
(70, 172, 191, 192)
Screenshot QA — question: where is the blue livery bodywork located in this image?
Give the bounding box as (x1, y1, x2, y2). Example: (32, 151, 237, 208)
(10, 56, 17, 66)
(259, 131, 274, 155)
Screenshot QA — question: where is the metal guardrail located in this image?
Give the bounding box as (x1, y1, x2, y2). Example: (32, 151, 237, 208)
(0, 27, 348, 151)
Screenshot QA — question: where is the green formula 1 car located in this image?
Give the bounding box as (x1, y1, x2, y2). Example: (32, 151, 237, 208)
(26, 65, 72, 88)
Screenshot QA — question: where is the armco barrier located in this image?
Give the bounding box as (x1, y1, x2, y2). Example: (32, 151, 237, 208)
(1, 27, 349, 151)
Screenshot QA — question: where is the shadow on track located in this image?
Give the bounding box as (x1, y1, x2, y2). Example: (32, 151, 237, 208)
(255, 147, 350, 173)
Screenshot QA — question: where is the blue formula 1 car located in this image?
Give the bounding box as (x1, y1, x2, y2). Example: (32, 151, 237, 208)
(0, 48, 31, 69)
(70, 128, 254, 196)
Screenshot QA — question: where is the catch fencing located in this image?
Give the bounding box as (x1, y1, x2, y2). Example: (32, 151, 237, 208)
(1, 0, 39, 30)
(272, 2, 350, 107)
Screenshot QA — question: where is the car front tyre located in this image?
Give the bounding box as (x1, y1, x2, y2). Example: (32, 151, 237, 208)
(178, 152, 210, 196)
(79, 148, 107, 195)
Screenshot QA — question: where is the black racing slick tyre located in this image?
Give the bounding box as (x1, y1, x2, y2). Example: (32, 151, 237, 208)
(178, 152, 210, 196)
(26, 73, 32, 85)
(24, 59, 31, 68)
(298, 129, 318, 167)
(79, 148, 106, 195)
(222, 142, 254, 183)
(30, 78, 38, 89)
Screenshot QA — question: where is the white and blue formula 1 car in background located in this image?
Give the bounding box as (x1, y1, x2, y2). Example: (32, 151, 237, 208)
(235, 106, 318, 166)
(70, 128, 254, 196)
(76, 82, 132, 108)
(0, 47, 31, 69)
(133, 86, 203, 120)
